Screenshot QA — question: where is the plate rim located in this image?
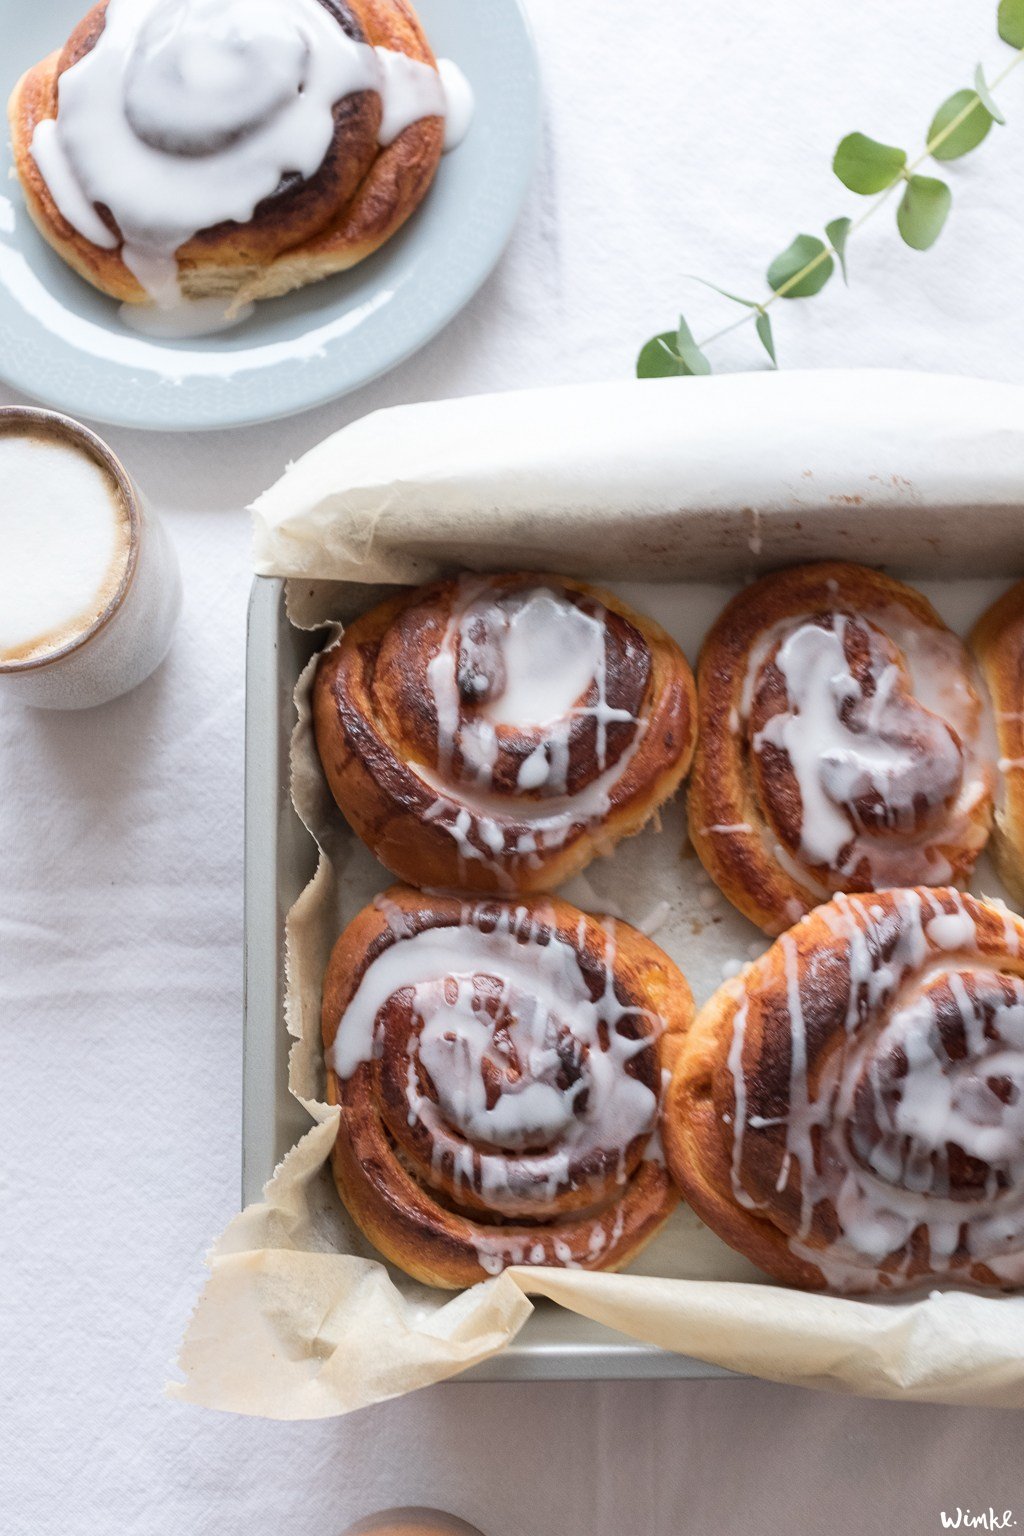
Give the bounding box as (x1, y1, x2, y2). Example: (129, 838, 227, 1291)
(0, 0, 541, 432)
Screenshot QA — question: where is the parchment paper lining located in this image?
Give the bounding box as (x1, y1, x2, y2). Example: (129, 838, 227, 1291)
(175, 375, 1024, 1417)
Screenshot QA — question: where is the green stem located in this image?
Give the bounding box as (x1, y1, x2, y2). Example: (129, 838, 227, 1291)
(692, 42, 1024, 352)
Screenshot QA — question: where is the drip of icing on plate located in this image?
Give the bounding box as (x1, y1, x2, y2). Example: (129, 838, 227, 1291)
(726, 889, 1024, 1290)
(330, 901, 664, 1274)
(29, 0, 474, 334)
(417, 580, 647, 888)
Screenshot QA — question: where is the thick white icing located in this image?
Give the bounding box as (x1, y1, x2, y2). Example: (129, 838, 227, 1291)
(0, 431, 130, 663)
(416, 580, 646, 886)
(29, 0, 473, 321)
(30, 118, 119, 251)
(438, 59, 474, 152)
(375, 46, 444, 147)
(483, 590, 604, 730)
(727, 890, 1024, 1289)
(329, 903, 664, 1269)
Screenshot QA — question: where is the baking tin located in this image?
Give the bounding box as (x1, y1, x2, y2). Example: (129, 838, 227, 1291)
(238, 369, 1024, 1396)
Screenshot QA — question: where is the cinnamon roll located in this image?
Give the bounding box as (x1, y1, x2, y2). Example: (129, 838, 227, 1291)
(9, 0, 467, 318)
(689, 563, 993, 935)
(313, 574, 698, 894)
(664, 887, 1024, 1295)
(323, 886, 693, 1288)
(972, 581, 1024, 907)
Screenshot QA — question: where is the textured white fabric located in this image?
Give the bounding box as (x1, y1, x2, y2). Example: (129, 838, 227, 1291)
(3, 0, 1024, 1529)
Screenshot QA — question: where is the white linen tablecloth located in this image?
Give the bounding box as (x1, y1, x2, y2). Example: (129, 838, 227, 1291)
(3, 0, 1024, 1530)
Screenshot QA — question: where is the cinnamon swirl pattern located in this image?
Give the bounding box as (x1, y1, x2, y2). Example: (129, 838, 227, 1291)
(664, 888, 1024, 1294)
(323, 887, 693, 1288)
(313, 574, 698, 893)
(972, 581, 1024, 908)
(9, 0, 468, 319)
(689, 563, 994, 935)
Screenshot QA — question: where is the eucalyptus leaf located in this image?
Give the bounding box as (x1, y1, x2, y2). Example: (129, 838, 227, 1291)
(686, 276, 760, 307)
(998, 0, 1024, 48)
(928, 89, 993, 160)
(974, 64, 1006, 124)
(675, 315, 712, 375)
(825, 216, 853, 283)
(833, 132, 907, 193)
(755, 311, 777, 366)
(637, 332, 688, 378)
(896, 174, 952, 250)
(767, 234, 834, 298)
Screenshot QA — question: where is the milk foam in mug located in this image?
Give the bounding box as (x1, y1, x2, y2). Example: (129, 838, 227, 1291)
(0, 407, 181, 708)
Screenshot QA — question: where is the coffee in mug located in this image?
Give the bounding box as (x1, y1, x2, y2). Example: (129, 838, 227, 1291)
(0, 408, 181, 708)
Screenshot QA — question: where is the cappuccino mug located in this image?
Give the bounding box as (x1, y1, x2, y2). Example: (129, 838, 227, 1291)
(0, 407, 181, 709)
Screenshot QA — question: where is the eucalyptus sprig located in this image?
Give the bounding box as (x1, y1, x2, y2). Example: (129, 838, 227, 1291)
(638, 0, 1024, 378)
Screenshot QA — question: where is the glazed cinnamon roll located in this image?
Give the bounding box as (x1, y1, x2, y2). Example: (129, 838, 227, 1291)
(313, 574, 698, 893)
(664, 887, 1024, 1294)
(689, 563, 993, 934)
(972, 581, 1024, 907)
(323, 886, 693, 1288)
(9, 0, 465, 316)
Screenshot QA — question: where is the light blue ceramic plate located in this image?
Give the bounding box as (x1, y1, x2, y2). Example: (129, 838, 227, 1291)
(0, 0, 539, 430)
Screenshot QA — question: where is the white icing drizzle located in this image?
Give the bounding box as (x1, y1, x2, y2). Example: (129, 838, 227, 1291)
(438, 58, 474, 152)
(29, 0, 473, 323)
(415, 580, 647, 887)
(727, 996, 756, 1209)
(738, 603, 992, 893)
(330, 903, 664, 1272)
(636, 899, 671, 937)
(469, 1200, 630, 1278)
(726, 890, 1024, 1289)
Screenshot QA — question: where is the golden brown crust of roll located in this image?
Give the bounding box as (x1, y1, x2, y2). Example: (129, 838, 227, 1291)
(664, 887, 1024, 1295)
(972, 580, 1024, 907)
(7, 0, 443, 307)
(323, 886, 695, 1288)
(313, 574, 698, 894)
(689, 562, 993, 935)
